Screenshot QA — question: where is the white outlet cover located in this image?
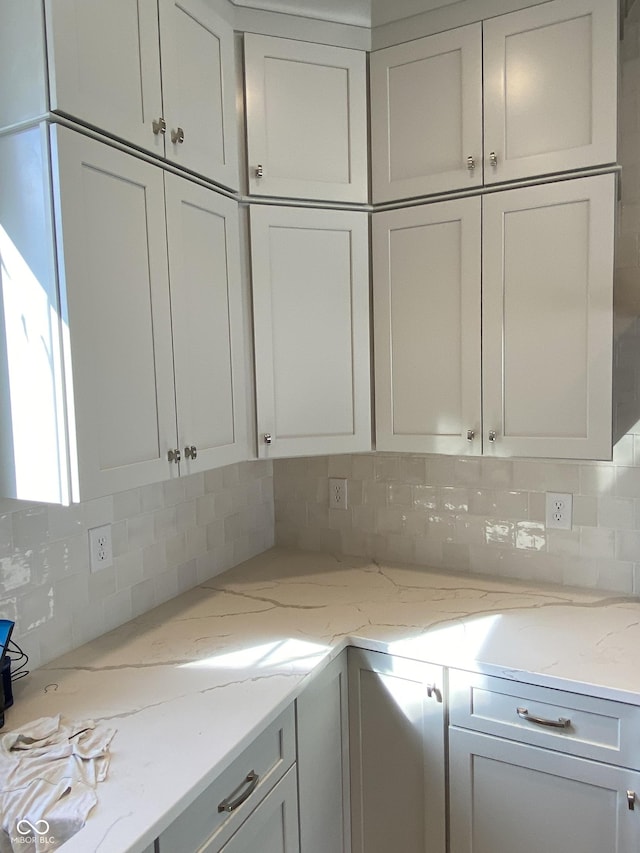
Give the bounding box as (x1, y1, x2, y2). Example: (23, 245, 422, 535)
(545, 492, 573, 530)
(329, 478, 348, 510)
(89, 524, 113, 572)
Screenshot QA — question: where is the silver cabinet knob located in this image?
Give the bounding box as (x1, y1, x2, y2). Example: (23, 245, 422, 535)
(466, 156, 476, 171)
(152, 117, 166, 135)
(488, 430, 497, 442)
(256, 164, 263, 178)
(168, 448, 181, 463)
(171, 127, 185, 144)
(263, 433, 272, 445)
(184, 445, 198, 460)
(467, 429, 475, 441)
(489, 151, 498, 167)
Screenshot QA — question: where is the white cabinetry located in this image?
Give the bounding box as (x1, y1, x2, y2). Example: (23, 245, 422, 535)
(297, 653, 351, 853)
(348, 648, 446, 853)
(371, 0, 617, 202)
(0, 124, 246, 504)
(449, 671, 640, 853)
(250, 205, 371, 458)
(373, 174, 615, 460)
(11, 0, 238, 187)
(244, 34, 368, 202)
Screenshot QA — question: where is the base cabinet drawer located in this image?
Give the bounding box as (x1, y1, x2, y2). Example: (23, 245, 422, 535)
(449, 727, 640, 853)
(450, 670, 640, 767)
(158, 705, 295, 853)
(219, 766, 299, 853)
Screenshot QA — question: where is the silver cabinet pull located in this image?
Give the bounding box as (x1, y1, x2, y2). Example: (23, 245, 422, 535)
(218, 770, 259, 813)
(489, 151, 498, 167)
(167, 448, 181, 464)
(517, 707, 571, 729)
(426, 684, 442, 702)
(466, 429, 475, 441)
(256, 164, 263, 178)
(466, 156, 476, 171)
(263, 433, 272, 445)
(152, 117, 166, 135)
(628, 791, 636, 811)
(171, 127, 185, 144)
(184, 445, 197, 460)
(488, 430, 497, 442)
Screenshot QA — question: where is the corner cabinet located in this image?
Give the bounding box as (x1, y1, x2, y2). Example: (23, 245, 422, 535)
(244, 34, 368, 203)
(373, 173, 615, 460)
(348, 648, 446, 853)
(250, 205, 371, 459)
(0, 123, 247, 504)
(370, 0, 617, 202)
(14, 0, 238, 188)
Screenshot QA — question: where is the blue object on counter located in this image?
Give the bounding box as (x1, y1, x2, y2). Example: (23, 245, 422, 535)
(0, 619, 15, 729)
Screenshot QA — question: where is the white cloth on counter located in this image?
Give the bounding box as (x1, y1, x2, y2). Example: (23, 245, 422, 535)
(0, 715, 116, 853)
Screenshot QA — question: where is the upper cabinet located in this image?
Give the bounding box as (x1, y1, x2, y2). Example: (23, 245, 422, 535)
(0, 123, 247, 505)
(34, 0, 238, 188)
(371, 0, 617, 202)
(244, 34, 368, 202)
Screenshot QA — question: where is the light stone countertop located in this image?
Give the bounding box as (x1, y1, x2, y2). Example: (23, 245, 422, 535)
(5, 547, 640, 853)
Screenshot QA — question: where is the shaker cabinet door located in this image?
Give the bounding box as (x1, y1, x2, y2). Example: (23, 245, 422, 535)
(373, 196, 482, 455)
(244, 34, 367, 202)
(158, 0, 238, 188)
(483, 0, 617, 184)
(250, 205, 371, 458)
(51, 125, 177, 499)
(482, 174, 615, 460)
(45, 0, 164, 155)
(164, 174, 247, 475)
(371, 24, 483, 202)
(450, 728, 640, 853)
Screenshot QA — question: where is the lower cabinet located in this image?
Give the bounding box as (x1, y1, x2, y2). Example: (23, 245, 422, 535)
(296, 653, 351, 853)
(348, 648, 446, 853)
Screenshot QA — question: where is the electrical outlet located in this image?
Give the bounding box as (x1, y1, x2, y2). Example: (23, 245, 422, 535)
(545, 493, 573, 530)
(89, 524, 113, 572)
(329, 478, 348, 510)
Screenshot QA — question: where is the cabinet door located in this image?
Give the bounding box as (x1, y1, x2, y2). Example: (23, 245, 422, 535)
(348, 649, 446, 853)
(158, 0, 238, 188)
(370, 24, 482, 203)
(251, 205, 371, 458)
(244, 34, 367, 203)
(449, 728, 640, 853)
(297, 653, 350, 853)
(373, 197, 482, 455)
(217, 766, 299, 853)
(164, 175, 247, 475)
(51, 125, 177, 499)
(45, 0, 164, 156)
(483, 0, 617, 184)
(482, 174, 615, 460)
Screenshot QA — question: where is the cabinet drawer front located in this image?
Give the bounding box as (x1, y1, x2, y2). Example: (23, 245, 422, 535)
(450, 670, 640, 768)
(158, 705, 295, 853)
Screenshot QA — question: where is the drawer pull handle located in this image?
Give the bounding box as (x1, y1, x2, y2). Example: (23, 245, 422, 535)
(218, 770, 259, 813)
(517, 707, 571, 729)
(628, 791, 636, 811)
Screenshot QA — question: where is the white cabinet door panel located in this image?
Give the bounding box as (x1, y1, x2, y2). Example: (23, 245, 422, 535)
(450, 728, 640, 853)
(245, 34, 367, 202)
(164, 174, 246, 474)
(45, 0, 163, 156)
(374, 197, 482, 455)
(371, 24, 482, 202)
(483, 0, 617, 184)
(218, 766, 299, 853)
(482, 174, 615, 460)
(159, 0, 238, 188)
(251, 206, 371, 458)
(51, 126, 176, 499)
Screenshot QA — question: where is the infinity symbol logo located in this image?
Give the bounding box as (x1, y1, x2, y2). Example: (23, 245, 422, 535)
(16, 819, 50, 835)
